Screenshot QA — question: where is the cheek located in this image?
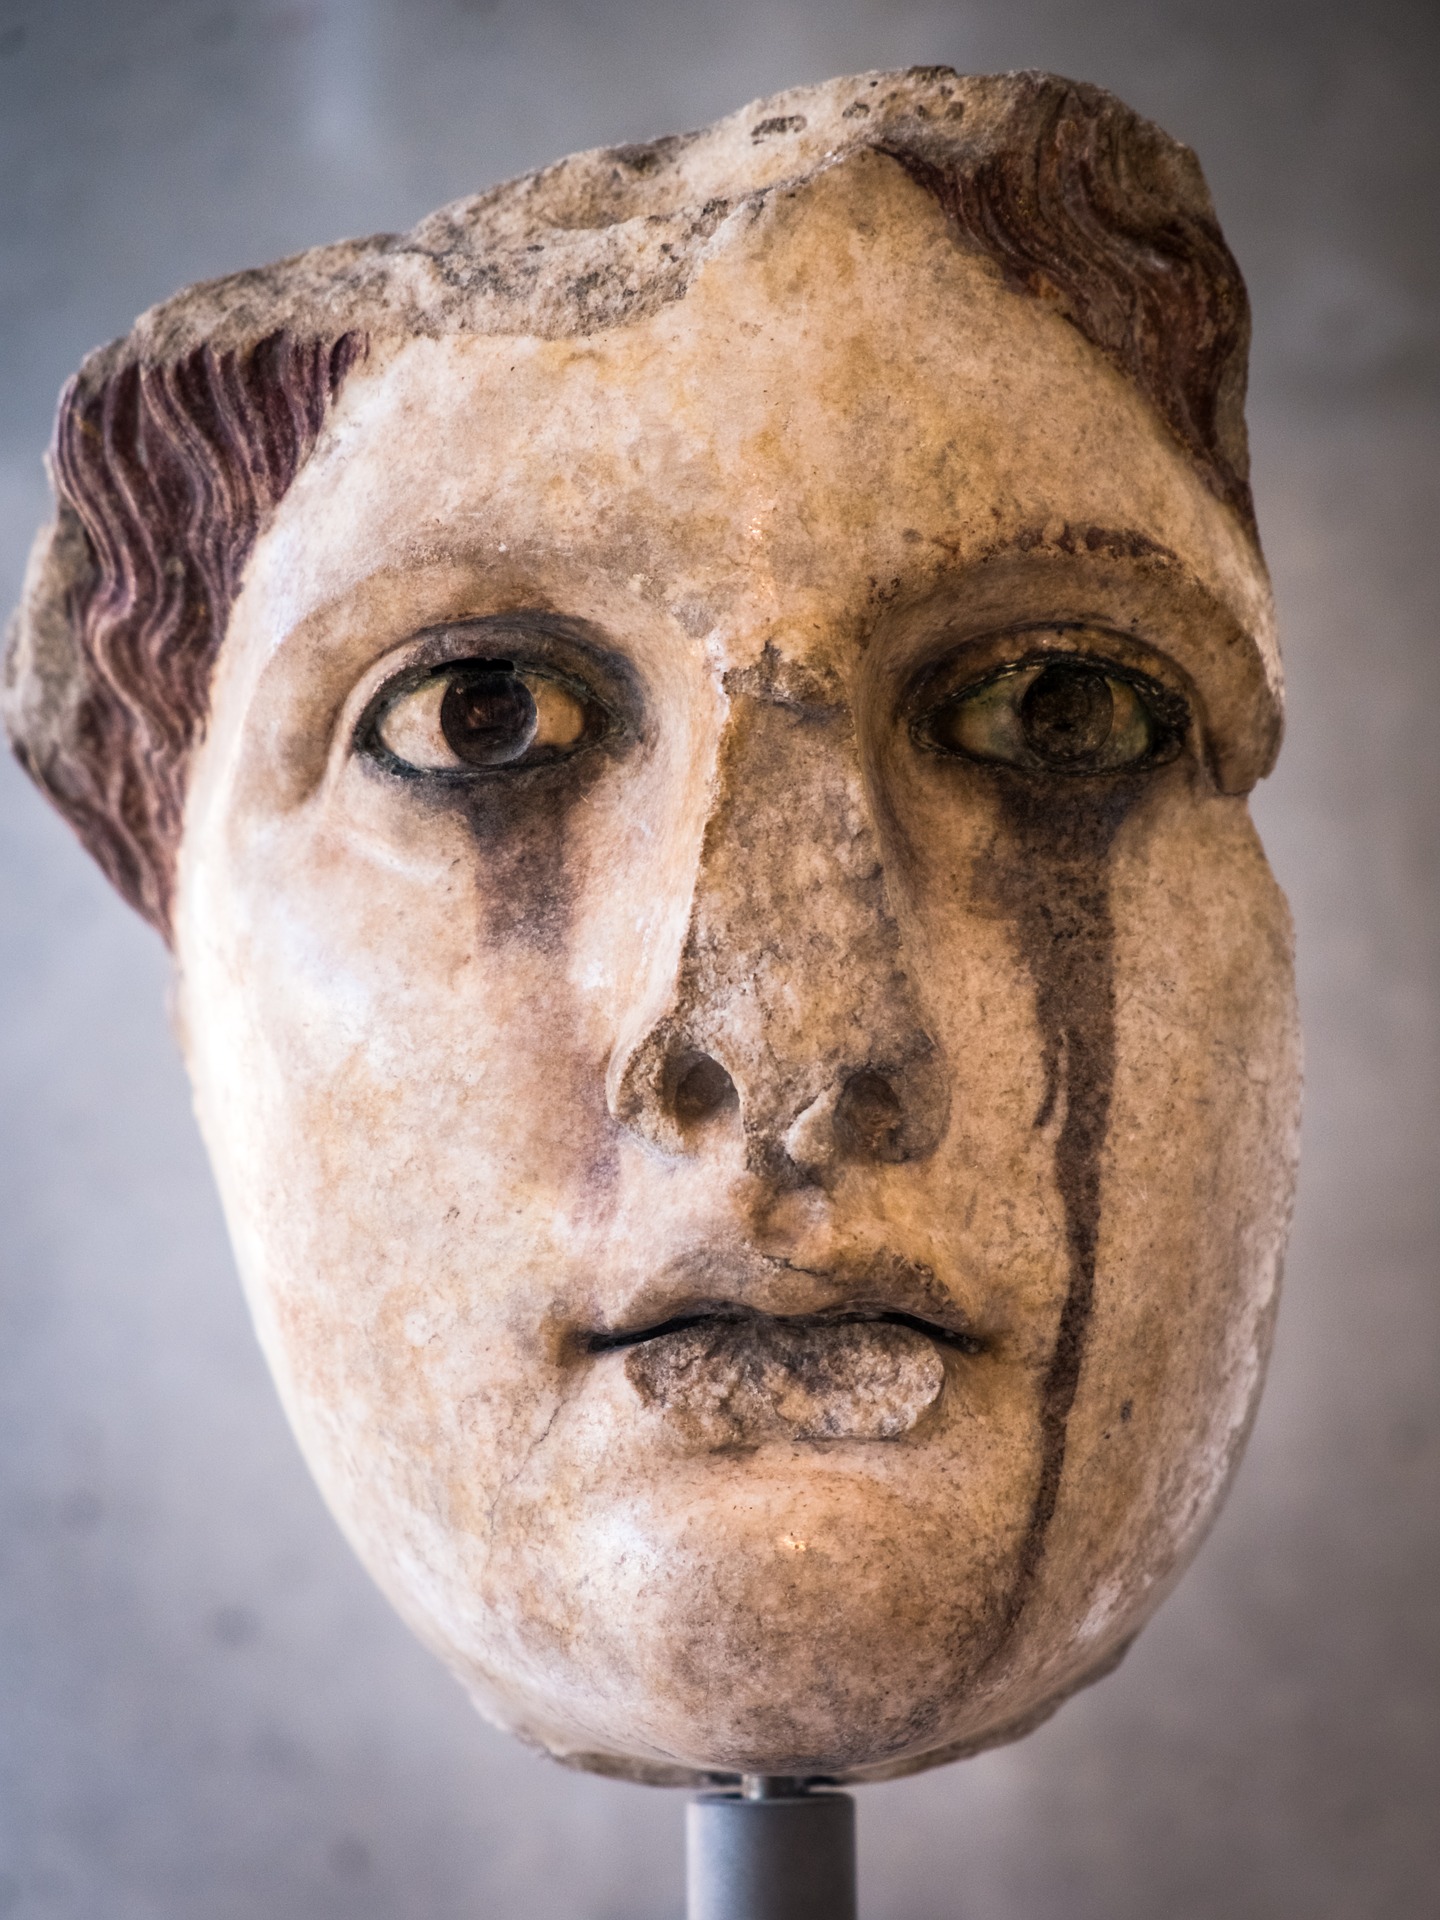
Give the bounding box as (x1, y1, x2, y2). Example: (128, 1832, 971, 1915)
(176, 778, 636, 1526)
(865, 767, 1074, 1344)
(211, 737, 679, 1191)
(1108, 790, 1297, 1364)
(1075, 795, 1298, 1501)
(224, 822, 603, 1208)
(1024, 790, 1299, 1653)
(869, 761, 1298, 1650)
(177, 675, 718, 1609)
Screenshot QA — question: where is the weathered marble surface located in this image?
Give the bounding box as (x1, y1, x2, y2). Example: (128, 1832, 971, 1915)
(4, 68, 1300, 1785)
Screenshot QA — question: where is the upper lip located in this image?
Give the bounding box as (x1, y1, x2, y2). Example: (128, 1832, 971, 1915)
(583, 1248, 986, 1356)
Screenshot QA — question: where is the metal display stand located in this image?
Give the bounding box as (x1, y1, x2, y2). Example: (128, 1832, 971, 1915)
(686, 1777, 857, 1920)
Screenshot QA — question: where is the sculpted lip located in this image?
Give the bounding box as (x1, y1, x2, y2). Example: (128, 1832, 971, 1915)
(587, 1305, 984, 1356)
(587, 1292, 984, 1449)
(583, 1248, 988, 1357)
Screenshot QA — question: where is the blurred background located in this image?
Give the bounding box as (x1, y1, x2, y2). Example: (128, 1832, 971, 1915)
(1, 1, 1436, 1915)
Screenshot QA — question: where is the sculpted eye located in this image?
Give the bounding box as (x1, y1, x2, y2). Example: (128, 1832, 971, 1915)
(370, 658, 600, 775)
(918, 655, 1185, 775)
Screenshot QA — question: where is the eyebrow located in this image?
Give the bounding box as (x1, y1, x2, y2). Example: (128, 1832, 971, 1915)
(987, 523, 1183, 567)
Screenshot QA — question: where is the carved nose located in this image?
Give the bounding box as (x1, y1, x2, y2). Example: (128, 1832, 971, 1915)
(835, 1069, 906, 1160)
(622, 1042, 939, 1173)
(670, 1051, 740, 1130)
(776, 1061, 943, 1179)
(607, 674, 949, 1172)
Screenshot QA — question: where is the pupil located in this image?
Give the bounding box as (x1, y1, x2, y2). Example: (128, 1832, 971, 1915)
(1019, 665, 1114, 765)
(439, 665, 538, 767)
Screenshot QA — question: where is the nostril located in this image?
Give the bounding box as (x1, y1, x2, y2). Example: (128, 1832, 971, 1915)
(670, 1052, 739, 1129)
(834, 1069, 905, 1162)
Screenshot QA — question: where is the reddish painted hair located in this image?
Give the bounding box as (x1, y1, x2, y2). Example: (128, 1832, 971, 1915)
(23, 333, 365, 931)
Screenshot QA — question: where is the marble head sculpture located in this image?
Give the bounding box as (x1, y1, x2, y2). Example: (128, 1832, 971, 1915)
(4, 68, 1299, 1784)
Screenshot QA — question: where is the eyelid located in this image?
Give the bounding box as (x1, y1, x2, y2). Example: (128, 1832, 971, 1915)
(864, 547, 1273, 790)
(910, 641, 1189, 775)
(342, 615, 638, 769)
(361, 655, 611, 779)
(905, 627, 1192, 732)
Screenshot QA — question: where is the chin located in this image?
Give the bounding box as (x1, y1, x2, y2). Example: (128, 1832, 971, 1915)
(450, 1444, 1049, 1781)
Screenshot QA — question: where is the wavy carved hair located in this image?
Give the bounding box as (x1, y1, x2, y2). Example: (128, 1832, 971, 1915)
(15, 74, 1252, 939)
(32, 333, 365, 932)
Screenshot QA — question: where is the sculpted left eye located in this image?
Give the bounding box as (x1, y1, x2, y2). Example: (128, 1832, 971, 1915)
(374, 658, 593, 774)
(924, 657, 1183, 774)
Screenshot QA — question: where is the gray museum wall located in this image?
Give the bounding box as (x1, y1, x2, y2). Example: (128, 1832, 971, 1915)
(1, 1, 1435, 1915)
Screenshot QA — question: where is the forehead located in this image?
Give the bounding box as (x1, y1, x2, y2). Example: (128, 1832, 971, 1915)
(243, 150, 1276, 729)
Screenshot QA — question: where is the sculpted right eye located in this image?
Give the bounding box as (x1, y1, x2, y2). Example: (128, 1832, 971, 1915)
(369, 658, 601, 776)
(914, 649, 1188, 778)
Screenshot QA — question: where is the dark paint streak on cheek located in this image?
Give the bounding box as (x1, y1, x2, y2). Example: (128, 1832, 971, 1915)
(452, 753, 628, 1209)
(978, 774, 1140, 1639)
(449, 753, 608, 954)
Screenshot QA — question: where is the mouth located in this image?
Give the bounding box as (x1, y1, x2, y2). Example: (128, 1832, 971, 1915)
(589, 1302, 982, 1357)
(587, 1301, 983, 1450)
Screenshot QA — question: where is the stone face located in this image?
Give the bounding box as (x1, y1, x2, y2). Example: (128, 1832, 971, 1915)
(4, 70, 1300, 1786)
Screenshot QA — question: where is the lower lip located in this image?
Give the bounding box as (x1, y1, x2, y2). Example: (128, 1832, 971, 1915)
(617, 1317, 948, 1449)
